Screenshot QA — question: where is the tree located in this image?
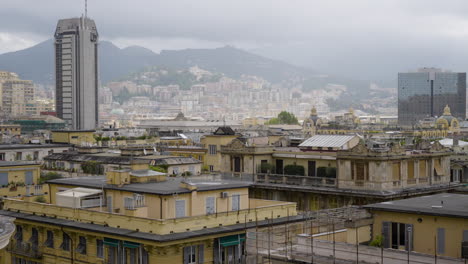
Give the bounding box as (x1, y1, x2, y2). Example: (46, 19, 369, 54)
(267, 111, 299, 125)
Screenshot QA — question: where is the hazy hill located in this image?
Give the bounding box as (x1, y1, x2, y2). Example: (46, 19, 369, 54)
(0, 40, 310, 85)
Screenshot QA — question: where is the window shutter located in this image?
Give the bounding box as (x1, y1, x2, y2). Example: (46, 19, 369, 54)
(198, 244, 204, 264)
(405, 224, 413, 251)
(0, 173, 8, 186)
(25, 171, 33, 185)
(437, 228, 445, 254)
(183, 246, 190, 264)
(382, 222, 390, 248)
(213, 240, 220, 264)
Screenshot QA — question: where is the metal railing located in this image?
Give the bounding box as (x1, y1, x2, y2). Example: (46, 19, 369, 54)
(9, 241, 41, 259)
(254, 173, 337, 187)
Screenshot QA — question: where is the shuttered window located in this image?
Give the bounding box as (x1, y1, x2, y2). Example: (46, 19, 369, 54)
(25, 171, 33, 185)
(437, 228, 445, 254)
(183, 244, 204, 264)
(176, 200, 186, 218)
(232, 194, 240, 211)
(0, 172, 8, 186)
(206, 197, 215, 215)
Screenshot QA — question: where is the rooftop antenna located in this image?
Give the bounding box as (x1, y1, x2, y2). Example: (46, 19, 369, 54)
(85, 0, 88, 18)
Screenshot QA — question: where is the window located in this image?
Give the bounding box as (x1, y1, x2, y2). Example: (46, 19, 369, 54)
(209, 165, 214, 172)
(0, 172, 8, 187)
(45, 230, 54, 248)
(232, 194, 240, 211)
(260, 160, 268, 173)
(33, 151, 39, 160)
(437, 228, 445, 254)
(382, 221, 413, 251)
(124, 194, 145, 210)
(183, 244, 204, 264)
(96, 239, 104, 258)
(76, 236, 86, 254)
(107, 196, 113, 213)
(15, 152, 22, 161)
(189, 166, 195, 173)
(209, 145, 217, 155)
(173, 167, 180, 175)
(14, 225, 23, 242)
(60, 233, 71, 251)
(352, 161, 369, 181)
(206, 197, 215, 215)
(176, 200, 186, 218)
(0, 153, 5, 161)
(29, 228, 38, 246)
(25, 171, 33, 185)
(142, 247, 149, 264)
(308, 161, 316, 176)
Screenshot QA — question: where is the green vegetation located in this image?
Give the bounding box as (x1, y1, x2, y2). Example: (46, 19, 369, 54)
(266, 111, 299, 125)
(201, 165, 210, 172)
(284, 165, 305, 176)
(369, 235, 383, 247)
(317, 167, 337, 178)
(39, 172, 63, 184)
(258, 163, 275, 173)
(181, 171, 192, 177)
(81, 161, 104, 175)
(149, 165, 168, 173)
(34, 196, 46, 203)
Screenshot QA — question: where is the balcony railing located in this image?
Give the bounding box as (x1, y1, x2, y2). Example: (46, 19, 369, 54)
(9, 241, 41, 259)
(255, 173, 337, 187)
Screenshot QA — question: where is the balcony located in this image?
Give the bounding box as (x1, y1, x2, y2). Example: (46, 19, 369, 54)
(9, 241, 41, 259)
(255, 173, 337, 188)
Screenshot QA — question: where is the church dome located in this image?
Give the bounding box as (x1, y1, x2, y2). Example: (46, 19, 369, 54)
(436, 105, 458, 128)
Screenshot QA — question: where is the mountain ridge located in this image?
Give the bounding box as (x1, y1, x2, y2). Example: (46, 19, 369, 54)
(0, 39, 312, 85)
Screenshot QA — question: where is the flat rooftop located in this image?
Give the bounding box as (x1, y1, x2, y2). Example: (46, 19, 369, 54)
(0, 161, 40, 167)
(364, 193, 468, 218)
(47, 176, 251, 195)
(0, 143, 71, 150)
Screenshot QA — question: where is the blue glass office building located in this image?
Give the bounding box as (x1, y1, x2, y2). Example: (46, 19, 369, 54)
(398, 68, 466, 126)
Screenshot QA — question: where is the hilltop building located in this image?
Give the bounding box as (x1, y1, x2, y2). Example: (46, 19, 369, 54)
(54, 16, 99, 130)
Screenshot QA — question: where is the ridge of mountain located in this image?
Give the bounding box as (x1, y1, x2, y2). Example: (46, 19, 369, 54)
(0, 39, 312, 85)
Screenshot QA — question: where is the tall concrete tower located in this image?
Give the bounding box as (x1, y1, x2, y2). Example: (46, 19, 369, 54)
(54, 16, 98, 130)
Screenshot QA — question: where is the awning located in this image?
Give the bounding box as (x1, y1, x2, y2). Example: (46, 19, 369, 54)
(434, 160, 444, 176)
(219, 234, 246, 247)
(123, 241, 140, 249)
(104, 238, 119, 247)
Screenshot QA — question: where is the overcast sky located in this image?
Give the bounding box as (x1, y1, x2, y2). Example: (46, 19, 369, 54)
(2, 0, 468, 81)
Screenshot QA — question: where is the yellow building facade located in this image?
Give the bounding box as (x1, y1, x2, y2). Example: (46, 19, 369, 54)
(0, 164, 298, 264)
(365, 193, 468, 259)
(52, 130, 96, 145)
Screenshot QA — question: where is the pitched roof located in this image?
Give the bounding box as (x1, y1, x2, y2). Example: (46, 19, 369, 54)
(299, 135, 356, 148)
(214, 126, 235, 135)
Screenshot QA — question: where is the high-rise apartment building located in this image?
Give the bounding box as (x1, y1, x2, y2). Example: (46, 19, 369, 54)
(54, 16, 98, 130)
(398, 68, 466, 126)
(0, 71, 35, 118)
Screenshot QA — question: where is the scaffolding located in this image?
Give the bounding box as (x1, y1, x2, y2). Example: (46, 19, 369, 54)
(245, 206, 466, 264)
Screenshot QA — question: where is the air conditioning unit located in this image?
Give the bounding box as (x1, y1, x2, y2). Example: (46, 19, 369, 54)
(220, 192, 228, 198)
